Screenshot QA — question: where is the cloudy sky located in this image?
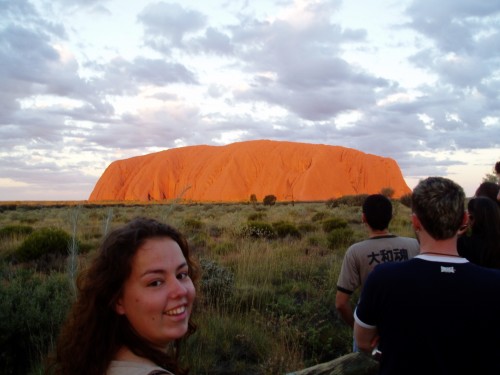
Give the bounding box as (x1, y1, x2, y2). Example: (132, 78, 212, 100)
(1, 0, 499, 201)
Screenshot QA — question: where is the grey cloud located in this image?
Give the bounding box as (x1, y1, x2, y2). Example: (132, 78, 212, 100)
(93, 57, 198, 96)
(189, 27, 234, 55)
(138, 2, 207, 46)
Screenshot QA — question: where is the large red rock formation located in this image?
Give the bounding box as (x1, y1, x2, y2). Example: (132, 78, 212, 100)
(89, 140, 410, 202)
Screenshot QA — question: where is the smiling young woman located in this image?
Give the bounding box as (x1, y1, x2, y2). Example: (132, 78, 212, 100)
(45, 217, 200, 375)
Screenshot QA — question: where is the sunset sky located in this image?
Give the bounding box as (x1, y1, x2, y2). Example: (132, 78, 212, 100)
(1, 0, 499, 200)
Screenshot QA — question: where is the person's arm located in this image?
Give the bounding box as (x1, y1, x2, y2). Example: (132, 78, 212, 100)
(354, 321, 379, 354)
(335, 290, 354, 327)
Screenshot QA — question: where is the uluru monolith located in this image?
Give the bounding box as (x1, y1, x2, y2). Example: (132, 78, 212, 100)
(89, 140, 410, 202)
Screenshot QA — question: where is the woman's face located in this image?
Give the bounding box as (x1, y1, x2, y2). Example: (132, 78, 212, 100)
(115, 237, 195, 348)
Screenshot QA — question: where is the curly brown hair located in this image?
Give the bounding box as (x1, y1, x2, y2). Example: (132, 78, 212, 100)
(45, 217, 199, 375)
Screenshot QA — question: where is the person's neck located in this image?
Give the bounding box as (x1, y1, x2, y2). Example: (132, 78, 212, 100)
(114, 346, 157, 365)
(369, 229, 390, 238)
(418, 235, 460, 257)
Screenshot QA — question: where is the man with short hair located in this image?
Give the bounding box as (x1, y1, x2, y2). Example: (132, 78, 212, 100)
(354, 177, 500, 374)
(335, 194, 419, 330)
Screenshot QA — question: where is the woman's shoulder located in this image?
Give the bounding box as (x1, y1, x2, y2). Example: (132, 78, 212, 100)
(106, 360, 174, 375)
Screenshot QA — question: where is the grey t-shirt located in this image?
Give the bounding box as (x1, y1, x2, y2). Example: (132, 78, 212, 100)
(337, 235, 419, 295)
(107, 361, 174, 375)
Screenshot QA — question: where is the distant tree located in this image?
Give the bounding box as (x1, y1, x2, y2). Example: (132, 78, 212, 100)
(250, 194, 258, 207)
(380, 187, 395, 198)
(263, 195, 277, 206)
(483, 173, 498, 183)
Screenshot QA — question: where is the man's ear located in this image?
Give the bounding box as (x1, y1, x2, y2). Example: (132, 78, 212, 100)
(361, 212, 367, 223)
(411, 213, 421, 231)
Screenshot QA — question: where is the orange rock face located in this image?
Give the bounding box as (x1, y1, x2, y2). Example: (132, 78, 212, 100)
(89, 140, 411, 202)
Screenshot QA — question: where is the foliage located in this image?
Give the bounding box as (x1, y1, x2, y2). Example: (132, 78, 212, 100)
(483, 173, 498, 183)
(0, 267, 72, 374)
(0, 225, 34, 240)
(249, 194, 258, 205)
(263, 195, 277, 206)
(400, 193, 412, 208)
(326, 194, 369, 208)
(327, 227, 355, 250)
(247, 212, 266, 221)
(272, 221, 302, 239)
(240, 221, 276, 239)
(16, 227, 73, 263)
(199, 258, 235, 307)
(380, 187, 395, 198)
(322, 217, 348, 233)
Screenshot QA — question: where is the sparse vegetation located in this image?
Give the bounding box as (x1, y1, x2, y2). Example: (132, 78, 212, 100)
(0, 199, 416, 374)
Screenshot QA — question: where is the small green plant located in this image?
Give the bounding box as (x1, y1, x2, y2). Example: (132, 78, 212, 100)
(322, 218, 348, 233)
(311, 212, 328, 222)
(272, 221, 301, 239)
(199, 258, 235, 307)
(326, 194, 368, 208)
(247, 212, 266, 221)
(326, 227, 354, 249)
(0, 225, 34, 240)
(16, 227, 73, 263)
(241, 221, 276, 239)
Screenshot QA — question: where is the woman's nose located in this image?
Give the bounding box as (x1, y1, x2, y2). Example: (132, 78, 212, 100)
(168, 278, 188, 298)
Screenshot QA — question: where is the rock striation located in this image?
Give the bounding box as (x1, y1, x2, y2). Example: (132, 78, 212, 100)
(89, 140, 410, 202)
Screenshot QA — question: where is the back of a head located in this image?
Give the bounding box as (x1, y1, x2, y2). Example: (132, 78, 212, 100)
(468, 197, 500, 235)
(495, 161, 500, 175)
(362, 194, 392, 231)
(475, 182, 500, 208)
(411, 177, 465, 240)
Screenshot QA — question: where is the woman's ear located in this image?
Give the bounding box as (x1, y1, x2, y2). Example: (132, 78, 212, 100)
(115, 297, 126, 315)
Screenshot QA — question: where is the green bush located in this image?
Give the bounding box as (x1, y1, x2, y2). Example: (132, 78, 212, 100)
(247, 212, 266, 221)
(298, 222, 317, 233)
(311, 212, 328, 222)
(272, 221, 301, 239)
(16, 227, 73, 262)
(0, 225, 34, 240)
(0, 268, 72, 374)
(263, 195, 277, 206)
(400, 192, 412, 208)
(199, 258, 235, 307)
(326, 194, 369, 208)
(184, 218, 204, 233)
(327, 227, 355, 249)
(321, 217, 348, 233)
(241, 221, 276, 239)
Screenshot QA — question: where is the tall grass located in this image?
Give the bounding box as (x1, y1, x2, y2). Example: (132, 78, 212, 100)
(0, 199, 416, 374)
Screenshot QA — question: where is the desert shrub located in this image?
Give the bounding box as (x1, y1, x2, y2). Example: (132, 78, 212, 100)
(199, 258, 235, 307)
(380, 187, 395, 198)
(298, 222, 317, 233)
(249, 194, 258, 205)
(16, 227, 73, 263)
(322, 217, 348, 233)
(212, 242, 236, 256)
(263, 195, 277, 206)
(183, 218, 204, 233)
(247, 212, 266, 221)
(326, 194, 368, 208)
(208, 225, 224, 238)
(185, 313, 270, 375)
(241, 221, 276, 239)
(0, 268, 72, 374)
(272, 221, 301, 239)
(326, 227, 355, 249)
(311, 211, 328, 222)
(400, 192, 412, 208)
(0, 225, 34, 240)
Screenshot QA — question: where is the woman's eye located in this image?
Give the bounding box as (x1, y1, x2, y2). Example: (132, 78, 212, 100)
(177, 272, 189, 280)
(148, 280, 163, 287)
